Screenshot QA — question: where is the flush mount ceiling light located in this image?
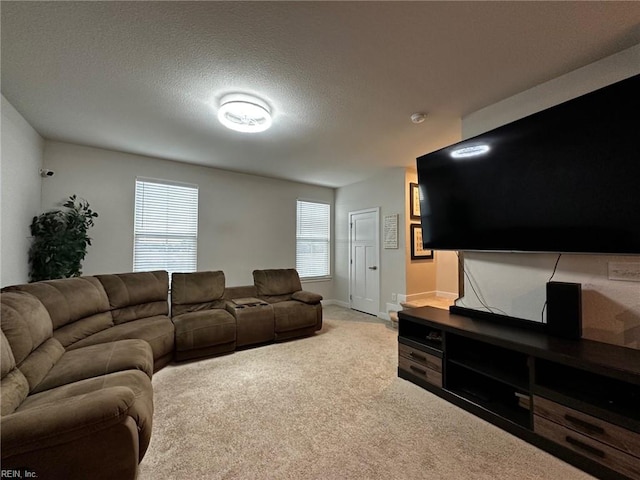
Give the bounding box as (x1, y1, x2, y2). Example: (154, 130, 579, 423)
(451, 144, 491, 159)
(218, 94, 272, 133)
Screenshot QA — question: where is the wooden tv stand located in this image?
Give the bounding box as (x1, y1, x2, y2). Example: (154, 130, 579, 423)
(398, 306, 640, 480)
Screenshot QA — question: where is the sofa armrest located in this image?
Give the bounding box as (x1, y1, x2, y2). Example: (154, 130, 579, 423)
(291, 290, 323, 305)
(1, 386, 137, 458)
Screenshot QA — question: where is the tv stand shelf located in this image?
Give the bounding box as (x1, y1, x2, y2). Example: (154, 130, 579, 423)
(398, 306, 640, 480)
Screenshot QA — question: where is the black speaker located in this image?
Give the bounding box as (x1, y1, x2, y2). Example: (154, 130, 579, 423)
(546, 281, 582, 339)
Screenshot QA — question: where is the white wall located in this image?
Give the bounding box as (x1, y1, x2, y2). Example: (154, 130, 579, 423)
(1, 95, 44, 287)
(41, 141, 334, 299)
(435, 250, 459, 299)
(457, 44, 640, 349)
(334, 167, 407, 316)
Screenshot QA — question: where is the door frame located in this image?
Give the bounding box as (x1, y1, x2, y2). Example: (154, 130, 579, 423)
(348, 207, 380, 315)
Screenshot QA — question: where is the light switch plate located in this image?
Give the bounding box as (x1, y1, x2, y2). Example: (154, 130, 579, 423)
(608, 262, 640, 282)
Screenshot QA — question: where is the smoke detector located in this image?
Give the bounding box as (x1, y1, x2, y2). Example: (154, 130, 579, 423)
(410, 113, 428, 124)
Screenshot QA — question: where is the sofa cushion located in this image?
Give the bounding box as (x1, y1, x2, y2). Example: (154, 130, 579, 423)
(271, 301, 318, 332)
(1, 330, 16, 380)
(253, 269, 302, 297)
(1, 291, 53, 365)
(51, 311, 114, 348)
(1, 331, 29, 416)
(171, 271, 226, 316)
(2, 395, 140, 480)
(173, 309, 236, 352)
(67, 316, 174, 364)
(13, 369, 154, 461)
(172, 271, 226, 303)
(17, 338, 66, 392)
(96, 271, 169, 324)
(31, 339, 154, 394)
(1, 368, 29, 416)
(3, 277, 112, 333)
(1, 291, 67, 392)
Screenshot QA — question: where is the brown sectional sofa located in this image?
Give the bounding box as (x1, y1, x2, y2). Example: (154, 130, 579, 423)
(1, 268, 322, 479)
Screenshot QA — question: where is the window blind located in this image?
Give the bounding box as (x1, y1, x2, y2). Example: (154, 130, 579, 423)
(134, 178, 198, 277)
(296, 200, 330, 279)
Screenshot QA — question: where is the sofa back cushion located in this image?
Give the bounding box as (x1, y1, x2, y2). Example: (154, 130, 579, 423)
(0, 330, 29, 415)
(171, 271, 226, 316)
(1, 292, 54, 365)
(1, 330, 17, 380)
(253, 269, 302, 303)
(0, 291, 65, 396)
(3, 277, 113, 348)
(96, 271, 169, 324)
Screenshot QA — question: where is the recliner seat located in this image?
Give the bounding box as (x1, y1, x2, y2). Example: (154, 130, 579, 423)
(252, 268, 322, 341)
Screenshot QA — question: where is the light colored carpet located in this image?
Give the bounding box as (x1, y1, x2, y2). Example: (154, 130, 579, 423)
(138, 305, 593, 480)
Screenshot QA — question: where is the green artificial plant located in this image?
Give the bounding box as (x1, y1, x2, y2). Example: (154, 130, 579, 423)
(28, 195, 98, 282)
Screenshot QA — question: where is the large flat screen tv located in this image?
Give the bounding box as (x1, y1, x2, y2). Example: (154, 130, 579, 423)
(416, 73, 640, 254)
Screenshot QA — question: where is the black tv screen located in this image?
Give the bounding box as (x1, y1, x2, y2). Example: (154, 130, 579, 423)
(416, 73, 640, 254)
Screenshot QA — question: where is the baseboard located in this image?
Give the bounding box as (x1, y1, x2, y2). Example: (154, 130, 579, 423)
(403, 291, 437, 303)
(403, 291, 458, 303)
(322, 299, 403, 322)
(434, 291, 458, 300)
(386, 302, 402, 313)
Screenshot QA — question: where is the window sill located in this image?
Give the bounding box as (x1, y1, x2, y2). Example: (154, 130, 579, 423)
(300, 276, 332, 283)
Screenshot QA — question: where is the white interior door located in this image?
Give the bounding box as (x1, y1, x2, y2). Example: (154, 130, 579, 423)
(349, 208, 380, 316)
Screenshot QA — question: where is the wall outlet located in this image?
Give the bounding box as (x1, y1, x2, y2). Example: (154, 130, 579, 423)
(608, 262, 640, 282)
(391, 293, 397, 302)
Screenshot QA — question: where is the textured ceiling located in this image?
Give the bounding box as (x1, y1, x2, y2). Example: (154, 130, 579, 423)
(2, 1, 640, 188)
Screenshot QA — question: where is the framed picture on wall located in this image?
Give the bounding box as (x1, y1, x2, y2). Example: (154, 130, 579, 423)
(410, 183, 421, 220)
(410, 223, 433, 260)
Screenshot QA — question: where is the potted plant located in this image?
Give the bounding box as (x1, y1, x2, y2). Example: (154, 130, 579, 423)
(28, 195, 98, 282)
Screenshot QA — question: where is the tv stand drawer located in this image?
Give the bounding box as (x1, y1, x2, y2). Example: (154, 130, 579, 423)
(535, 415, 640, 480)
(399, 356, 442, 387)
(398, 343, 442, 373)
(534, 395, 640, 458)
